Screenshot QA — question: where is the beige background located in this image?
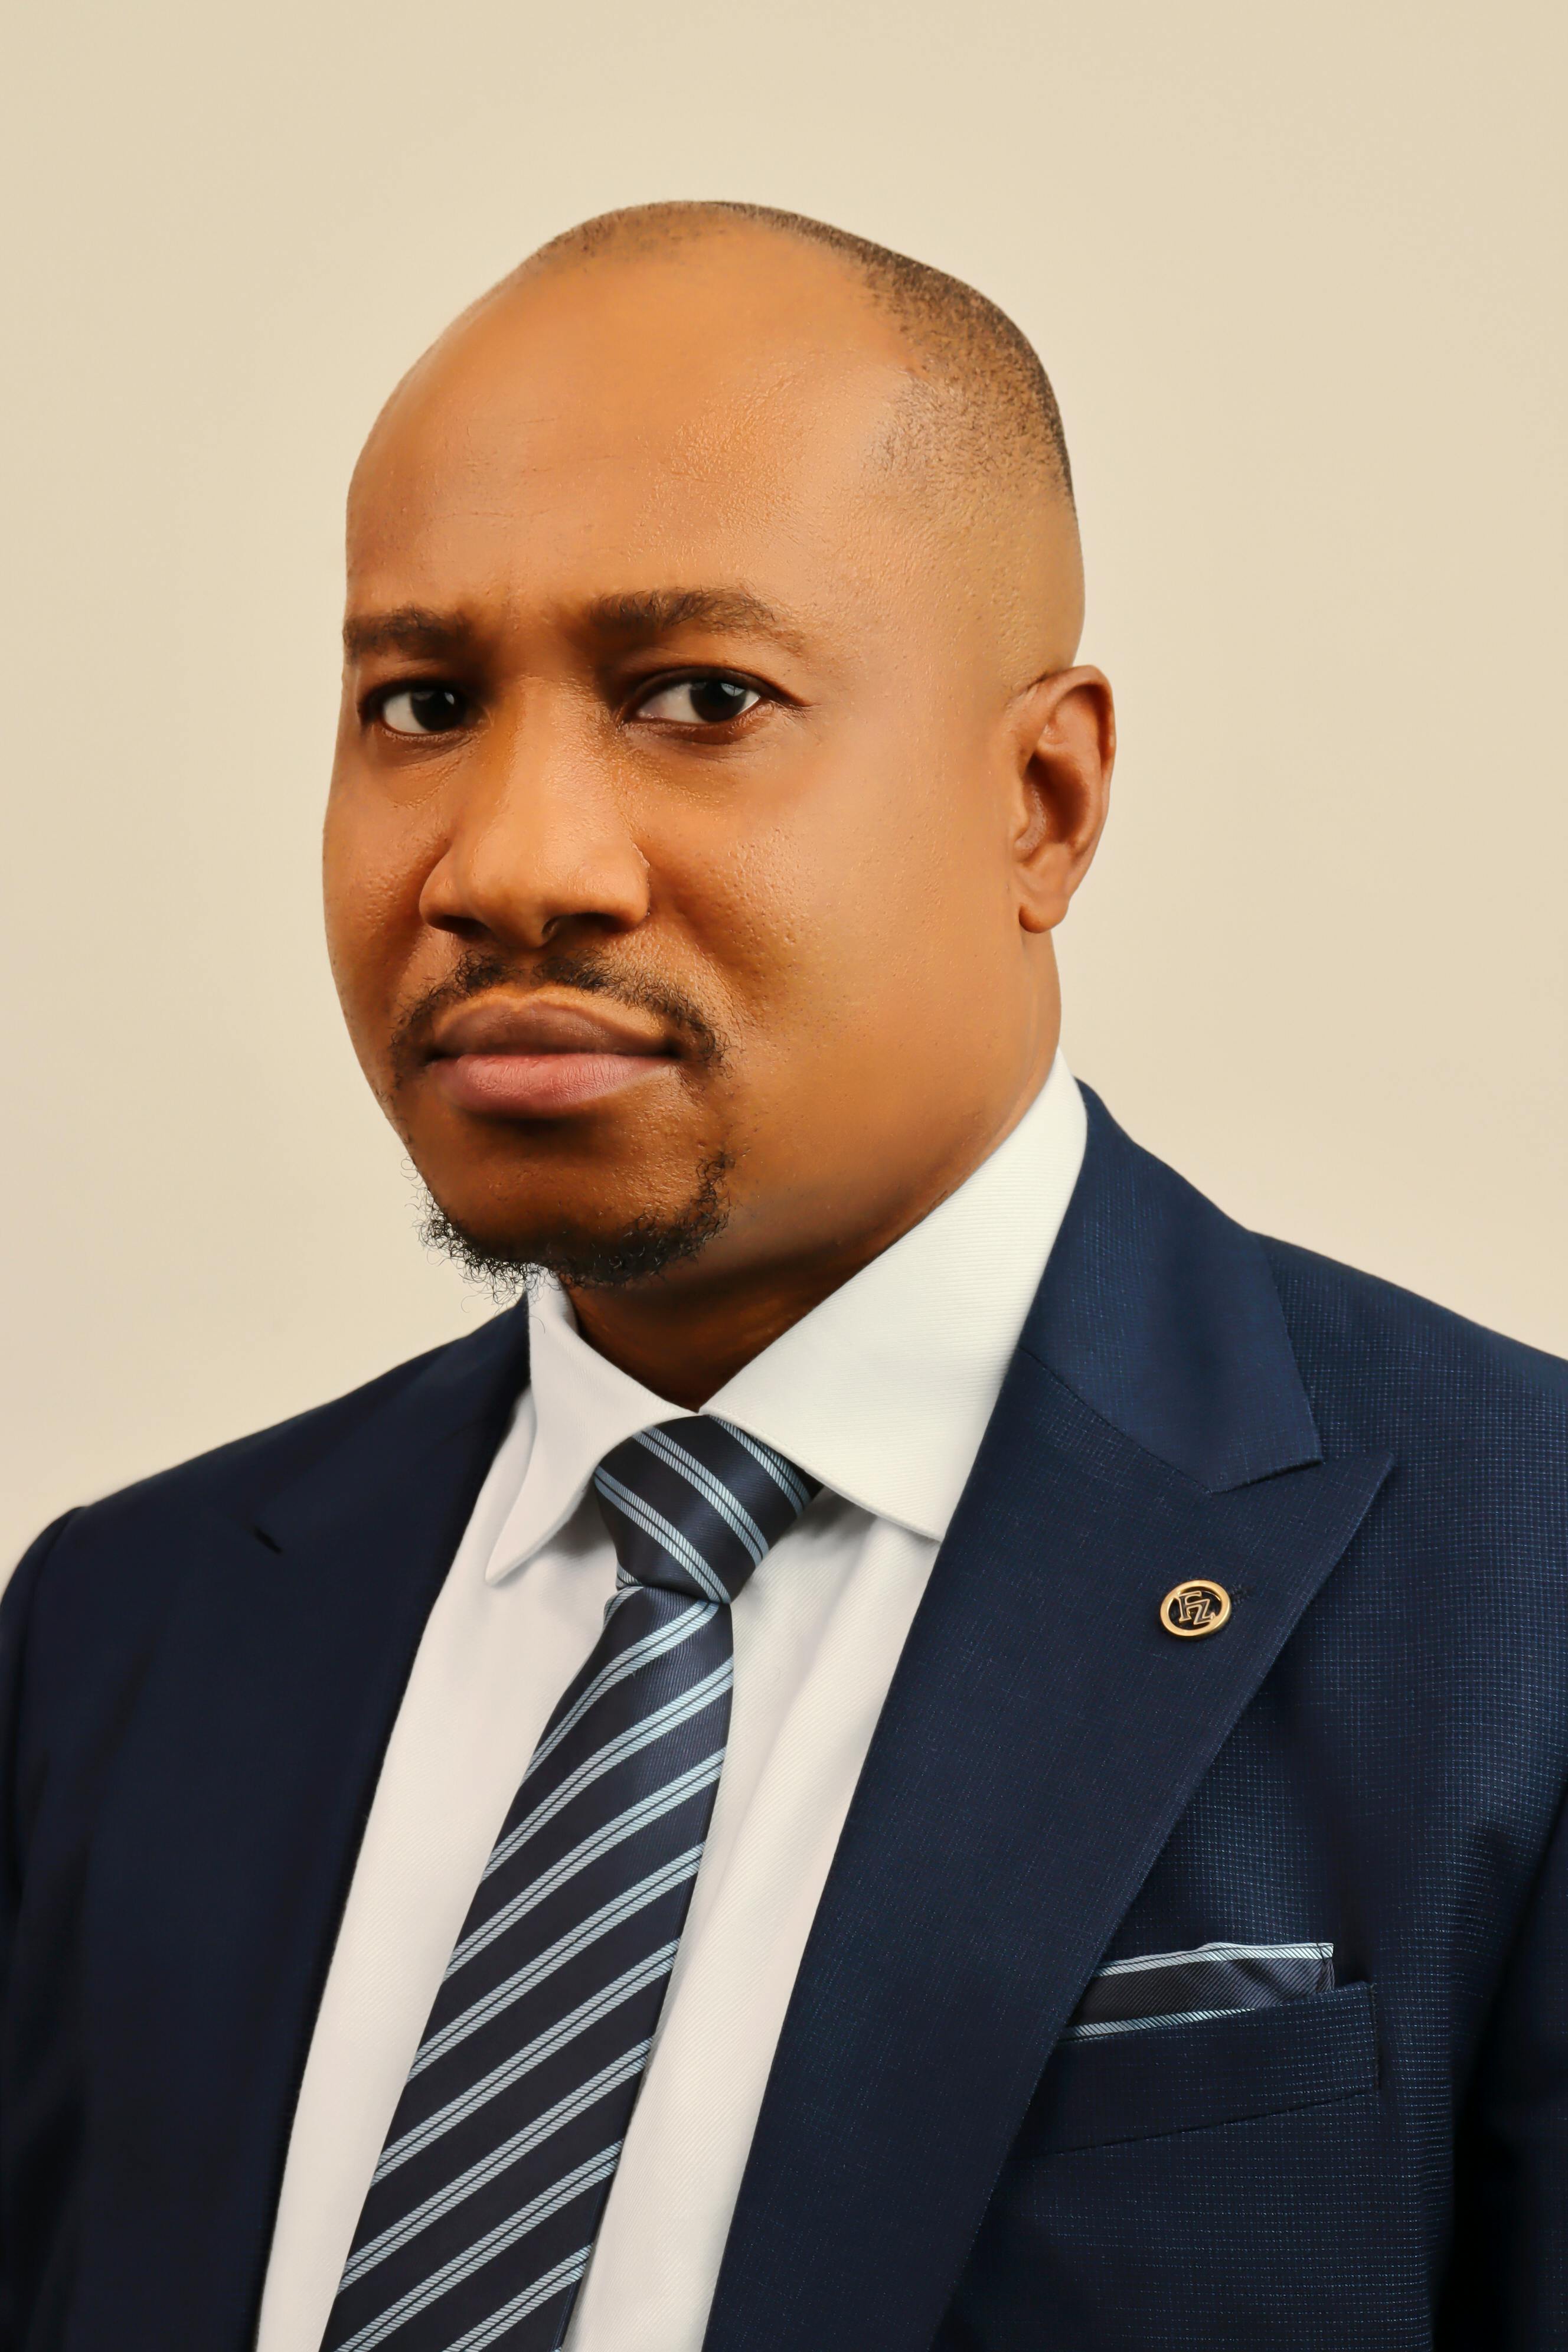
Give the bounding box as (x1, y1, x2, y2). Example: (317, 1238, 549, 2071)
(4, 0, 1564, 1569)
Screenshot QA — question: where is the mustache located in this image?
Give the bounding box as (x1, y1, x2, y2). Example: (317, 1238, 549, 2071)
(388, 947, 727, 1092)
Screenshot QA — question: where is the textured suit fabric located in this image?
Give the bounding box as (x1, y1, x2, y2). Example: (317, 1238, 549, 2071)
(2, 1090, 1567, 2351)
(926, 1233, 1568, 2351)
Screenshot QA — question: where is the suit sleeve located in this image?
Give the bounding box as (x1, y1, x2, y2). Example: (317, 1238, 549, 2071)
(1442, 1771, 1568, 2344)
(0, 1514, 79, 2352)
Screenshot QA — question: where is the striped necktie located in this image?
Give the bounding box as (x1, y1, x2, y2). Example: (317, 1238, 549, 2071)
(321, 1416, 819, 2352)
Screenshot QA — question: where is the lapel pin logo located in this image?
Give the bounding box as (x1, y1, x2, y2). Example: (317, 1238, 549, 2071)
(1161, 1580, 1232, 1638)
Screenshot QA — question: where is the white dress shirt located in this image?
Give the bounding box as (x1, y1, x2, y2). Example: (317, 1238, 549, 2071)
(254, 1056, 1086, 2352)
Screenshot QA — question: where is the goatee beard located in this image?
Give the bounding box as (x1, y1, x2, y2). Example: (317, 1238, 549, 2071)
(412, 1149, 735, 1303)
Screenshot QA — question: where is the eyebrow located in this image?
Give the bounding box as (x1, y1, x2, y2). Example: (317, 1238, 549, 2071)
(342, 607, 474, 661)
(342, 588, 812, 667)
(583, 587, 811, 655)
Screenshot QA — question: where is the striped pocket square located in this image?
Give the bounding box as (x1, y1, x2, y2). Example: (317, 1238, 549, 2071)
(1065, 1940, 1335, 2039)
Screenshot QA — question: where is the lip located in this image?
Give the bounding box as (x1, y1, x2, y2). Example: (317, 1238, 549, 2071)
(425, 991, 678, 1120)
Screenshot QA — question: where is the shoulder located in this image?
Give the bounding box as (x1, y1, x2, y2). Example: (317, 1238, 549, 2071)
(4, 1308, 529, 1655)
(1261, 1233, 1568, 1535)
(18, 1336, 445, 1566)
(0, 1308, 530, 1887)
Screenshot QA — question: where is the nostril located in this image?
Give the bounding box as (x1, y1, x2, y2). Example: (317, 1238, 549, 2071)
(427, 911, 491, 942)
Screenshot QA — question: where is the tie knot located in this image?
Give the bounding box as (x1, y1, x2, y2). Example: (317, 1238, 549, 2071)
(593, 1416, 819, 1605)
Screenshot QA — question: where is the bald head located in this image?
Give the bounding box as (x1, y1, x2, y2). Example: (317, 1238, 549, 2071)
(523, 201, 1073, 502)
(356, 201, 1084, 678)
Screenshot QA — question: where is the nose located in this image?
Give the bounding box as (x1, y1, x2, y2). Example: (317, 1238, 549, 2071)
(417, 697, 652, 954)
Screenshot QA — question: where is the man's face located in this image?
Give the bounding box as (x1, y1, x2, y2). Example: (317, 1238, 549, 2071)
(326, 233, 1095, 1292)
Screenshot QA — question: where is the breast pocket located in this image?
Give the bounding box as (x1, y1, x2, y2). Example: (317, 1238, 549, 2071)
(940, 1987, 1398, 2351)
(1030, 1979, 1378, 2153)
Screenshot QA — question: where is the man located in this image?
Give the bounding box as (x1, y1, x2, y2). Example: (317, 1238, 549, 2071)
(2, 201, 1565, 2352)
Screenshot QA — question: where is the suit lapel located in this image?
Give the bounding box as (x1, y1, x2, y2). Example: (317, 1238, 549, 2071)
(75, 1307, 531, 2352)
(705, 1097, 1391, 2352)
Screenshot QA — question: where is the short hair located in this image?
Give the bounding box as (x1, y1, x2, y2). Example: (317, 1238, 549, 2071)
(520, 201, 1074, 508)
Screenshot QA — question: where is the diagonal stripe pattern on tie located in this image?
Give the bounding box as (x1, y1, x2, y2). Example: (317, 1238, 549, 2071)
(322, 1416, 819, 2352)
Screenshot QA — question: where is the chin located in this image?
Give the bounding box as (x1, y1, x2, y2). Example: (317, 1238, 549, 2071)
(416, 1149, 736, 1293)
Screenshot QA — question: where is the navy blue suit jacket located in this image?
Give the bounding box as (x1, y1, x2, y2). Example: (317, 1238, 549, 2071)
(4, 1092, 1567, 2349)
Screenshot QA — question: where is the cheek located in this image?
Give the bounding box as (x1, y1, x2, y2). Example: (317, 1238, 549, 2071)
(661, 819, 854, 1051)
(664, 750, 1001, 1082)
(322, 769, 440, 1037)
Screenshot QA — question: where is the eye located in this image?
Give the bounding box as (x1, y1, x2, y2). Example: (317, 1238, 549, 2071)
(375, 684, 471, 736)
(634, 674, 763, 727)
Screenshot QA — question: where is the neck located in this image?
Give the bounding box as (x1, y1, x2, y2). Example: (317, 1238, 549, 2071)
(568, 1240, 892, 1413)
(566, 1054, 1057, 1410)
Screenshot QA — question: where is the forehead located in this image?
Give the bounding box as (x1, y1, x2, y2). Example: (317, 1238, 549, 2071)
(347, 241, 926, 618)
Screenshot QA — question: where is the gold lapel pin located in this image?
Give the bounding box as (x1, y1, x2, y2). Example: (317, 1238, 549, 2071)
(1161, 1580, 1232, 1638)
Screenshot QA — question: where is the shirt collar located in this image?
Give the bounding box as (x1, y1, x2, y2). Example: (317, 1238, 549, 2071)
(482, 1054, 1086, 1583)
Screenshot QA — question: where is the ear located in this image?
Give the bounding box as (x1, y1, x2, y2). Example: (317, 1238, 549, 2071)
(1007, 667, 1115, 934)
